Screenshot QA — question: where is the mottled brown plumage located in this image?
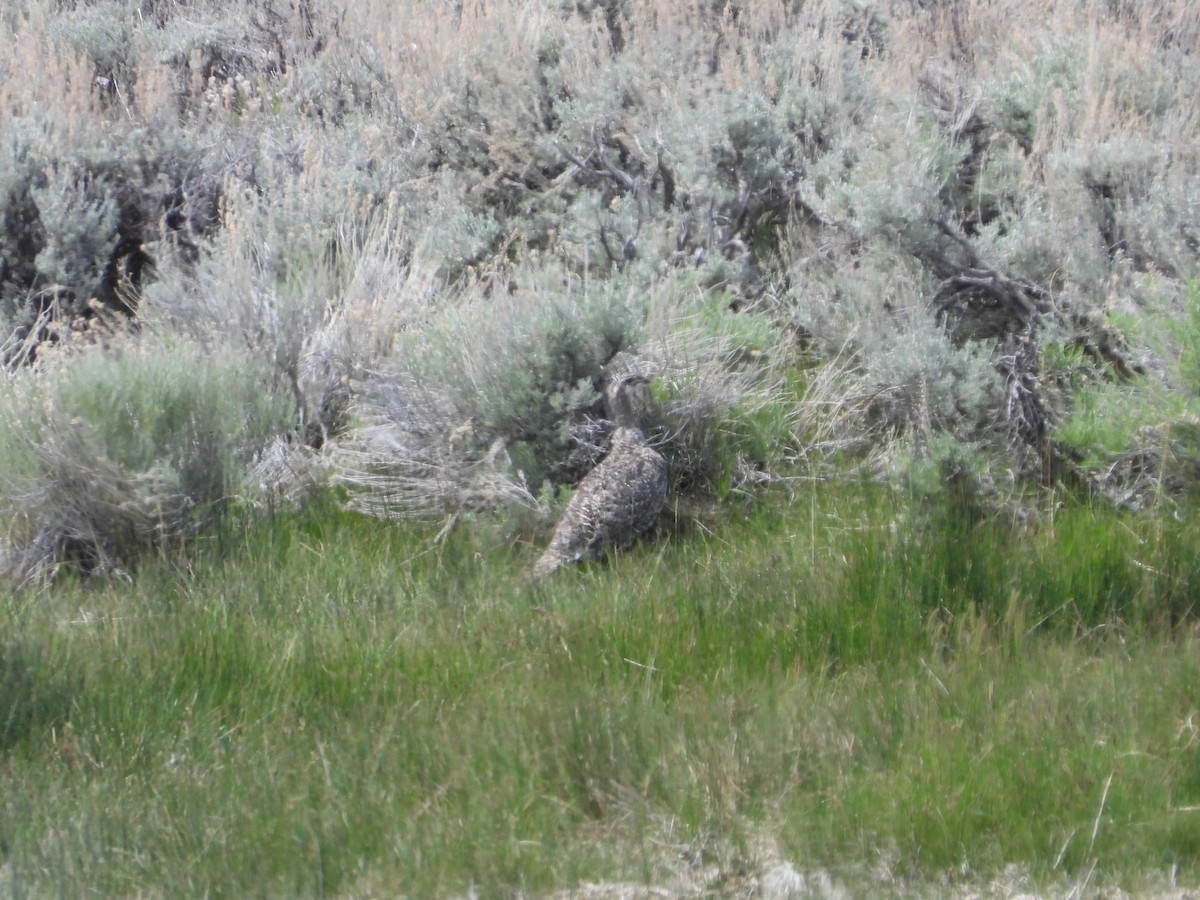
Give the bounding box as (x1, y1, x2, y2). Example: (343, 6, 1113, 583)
(533, 375, 668, 578)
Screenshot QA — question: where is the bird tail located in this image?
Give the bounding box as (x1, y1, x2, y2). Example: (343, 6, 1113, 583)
(531, 550, 561, 580)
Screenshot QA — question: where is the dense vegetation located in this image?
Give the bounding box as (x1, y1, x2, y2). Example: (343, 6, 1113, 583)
(1, 0, 1198, 895)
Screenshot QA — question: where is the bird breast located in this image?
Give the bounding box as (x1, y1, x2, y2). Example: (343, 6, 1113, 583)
(533, 430, 668, 576)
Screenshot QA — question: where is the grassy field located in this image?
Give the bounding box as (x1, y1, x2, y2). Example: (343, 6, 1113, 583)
(3, 484, 1198, 897)
(3, 0, 1200, 895)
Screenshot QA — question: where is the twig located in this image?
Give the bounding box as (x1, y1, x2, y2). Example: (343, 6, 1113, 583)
(1088, 770, 1115, 854)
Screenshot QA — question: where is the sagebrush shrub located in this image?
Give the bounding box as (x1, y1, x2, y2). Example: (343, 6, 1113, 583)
(141, 197, 430, 448)
(334, 265, 800, 522)
(3, 0, 1198, 534)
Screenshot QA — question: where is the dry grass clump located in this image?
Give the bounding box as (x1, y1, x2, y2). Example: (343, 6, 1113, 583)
(0, 336, 293, 582)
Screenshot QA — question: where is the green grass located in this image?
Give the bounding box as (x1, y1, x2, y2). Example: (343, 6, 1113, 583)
(1, 487, 1199, 896)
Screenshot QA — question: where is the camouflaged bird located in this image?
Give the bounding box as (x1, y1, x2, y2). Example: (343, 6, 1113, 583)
(532, 374, 668, 578)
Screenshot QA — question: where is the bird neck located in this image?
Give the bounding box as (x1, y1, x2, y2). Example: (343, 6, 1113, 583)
(607, 385, 639, 428)
(610, 425, 645, 449)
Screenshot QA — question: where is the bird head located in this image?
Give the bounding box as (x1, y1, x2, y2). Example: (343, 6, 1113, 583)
(604, 373, 654, 427)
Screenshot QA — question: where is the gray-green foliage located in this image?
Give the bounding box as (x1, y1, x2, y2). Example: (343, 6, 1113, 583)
(0, 0, 347, 337)
(0, 128, 43, 321)
(0, 112, 226, 332)
(30, 165, 122, 304)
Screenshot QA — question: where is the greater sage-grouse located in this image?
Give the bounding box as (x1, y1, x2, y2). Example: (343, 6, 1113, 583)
(533, 374, 668, 578)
